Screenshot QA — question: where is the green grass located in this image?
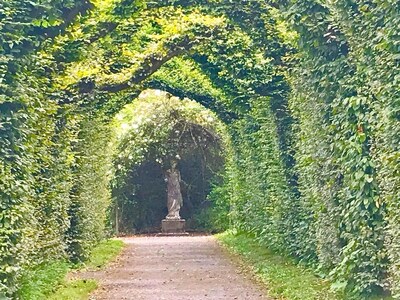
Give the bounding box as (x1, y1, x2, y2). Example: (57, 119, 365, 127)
(18, 261, 70, 300)
(216, 231, 341, 300)
(18, 239, 125, 300)
(83, 239, 125, 270)
(47, 279, 97, 300)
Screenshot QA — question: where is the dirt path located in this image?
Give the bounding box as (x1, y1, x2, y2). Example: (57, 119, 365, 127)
(86, 235, 269, 300)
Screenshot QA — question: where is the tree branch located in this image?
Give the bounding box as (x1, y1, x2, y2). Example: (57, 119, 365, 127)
(72, 27, 222, 95)
(98, 35, 196, 93)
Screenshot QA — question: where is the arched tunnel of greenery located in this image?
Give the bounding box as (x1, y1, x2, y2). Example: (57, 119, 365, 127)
(112, 90, 226, 233)
(0, 0, 399, 298)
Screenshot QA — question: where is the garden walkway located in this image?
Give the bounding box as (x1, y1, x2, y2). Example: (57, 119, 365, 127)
(87, 235, 269, 300)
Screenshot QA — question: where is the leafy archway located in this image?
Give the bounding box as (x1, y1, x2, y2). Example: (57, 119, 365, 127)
(1, 0, 399, 298)
(111, 89, 228, 233)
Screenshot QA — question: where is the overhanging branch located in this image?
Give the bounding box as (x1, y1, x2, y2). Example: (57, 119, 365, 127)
(97, 32, 221, 93)
(72, 27, 223, 95)
(98, 36, 193, 93)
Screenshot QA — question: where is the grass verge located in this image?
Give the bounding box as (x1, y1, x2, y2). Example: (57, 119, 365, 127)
(216, 231, 341, 300)
(47, 279, 98, 300)
(18, 262, 70, 300)
(83, 239, 125, 270)
(18, 239, 125, 300)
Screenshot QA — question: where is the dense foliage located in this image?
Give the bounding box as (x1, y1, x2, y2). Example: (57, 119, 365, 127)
(112, 90, 227, 233)
(284, 1, 399, 296)
(0, 1, 118, 297)
(0, 0, 398, 298)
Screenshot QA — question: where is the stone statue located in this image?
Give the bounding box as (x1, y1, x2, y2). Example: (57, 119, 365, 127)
(165, 160, 183, 220)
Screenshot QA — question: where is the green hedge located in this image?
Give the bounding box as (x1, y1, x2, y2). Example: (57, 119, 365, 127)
(215, 1, 399, 297)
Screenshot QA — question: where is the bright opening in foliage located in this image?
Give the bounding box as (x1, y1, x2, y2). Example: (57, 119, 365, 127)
(111, 89, 229, 233)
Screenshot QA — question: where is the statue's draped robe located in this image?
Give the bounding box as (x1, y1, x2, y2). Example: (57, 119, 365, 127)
(166, 165, 183, 219)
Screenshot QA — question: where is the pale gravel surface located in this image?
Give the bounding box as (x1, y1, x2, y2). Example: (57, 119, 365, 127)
(85, 235, 270, 300)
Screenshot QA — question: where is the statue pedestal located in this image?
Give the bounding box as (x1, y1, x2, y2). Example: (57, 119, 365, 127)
(160, 219, 188, 236)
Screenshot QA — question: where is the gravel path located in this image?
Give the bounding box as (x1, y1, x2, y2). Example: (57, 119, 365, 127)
(87, 236, 269, 300)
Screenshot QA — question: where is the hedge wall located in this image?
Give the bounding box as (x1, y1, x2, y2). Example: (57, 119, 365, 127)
(0, 1, 114, 297)
(220, 0, 399, 297)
